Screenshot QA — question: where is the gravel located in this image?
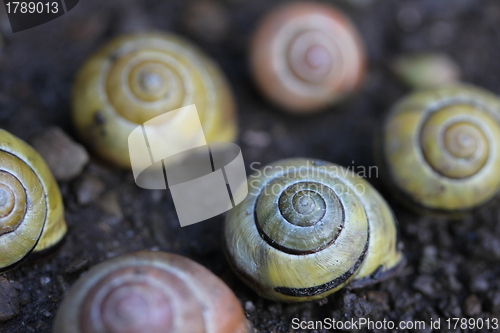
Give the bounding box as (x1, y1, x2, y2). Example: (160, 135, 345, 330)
(1, 0, 500, 332)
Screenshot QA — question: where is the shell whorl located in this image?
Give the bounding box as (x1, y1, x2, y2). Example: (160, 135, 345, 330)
(255, 178, 351, 256)
(73, 33, 236, 168)
(251, 2, 365, 113)
(420, 104, 491, 179)
(54, 251, 250, 333)
(80, 266, 177, 333)
(0, 130, 66, 271)
(224, 159, 403, 302)
(382, 84, 500, 212)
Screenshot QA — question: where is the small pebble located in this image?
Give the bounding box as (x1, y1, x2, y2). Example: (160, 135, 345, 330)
(439, 296, 462, 317)
(342, 291, 373, 317)
(367, 291, 390, 311)
(429, 21, 454, 46)
(98, 221, 113, 233)
(75, 174, 105, 205)
(391, 53, 461, 89)
(150, 190, 164, 203)
(19, 292, 31, 306)
(40, 277, 51, 286)
(397, 6, 422, 32)
(242, 130, 272, 148)
(67, 12, 108, 43)
(0, 276, 20, 322)
(245, 300, 256, 312)
(183, 0, 230, 43)
(267, 303, 282, 315)
(9, 281, 23, 291)
(445, 274, 463, 293)
(64, 257, 91, 275)
(98, 191, 123, 220)
(418, 245, 439, 274)
(412, 275, 436, 297)
(316, 298, 328, 306)
(57, 275, 69, 293)
(469, 275, 489, 293)
(34, 320, 46, 331)
(487, 291, 500, 312)
(116, 7, 151, 33)
(463, 295, 482, 316)
(32, 127, 89, 181)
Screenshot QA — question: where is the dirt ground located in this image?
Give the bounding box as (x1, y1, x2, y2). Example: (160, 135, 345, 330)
(1, 0, 500, 332)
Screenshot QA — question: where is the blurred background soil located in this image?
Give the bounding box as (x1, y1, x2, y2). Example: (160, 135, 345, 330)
(0, 0, 500, 332)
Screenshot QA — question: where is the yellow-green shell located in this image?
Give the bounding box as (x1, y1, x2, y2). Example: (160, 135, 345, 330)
(380, 84, 500, 213)
(224, 158, 403, 302)
(72, 32, 237, 168)
(0, 130, 67, 271)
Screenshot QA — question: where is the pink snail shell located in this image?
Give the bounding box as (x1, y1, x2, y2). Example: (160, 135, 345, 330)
(54, 251, 250, 333)
(251, 2, 366, 113)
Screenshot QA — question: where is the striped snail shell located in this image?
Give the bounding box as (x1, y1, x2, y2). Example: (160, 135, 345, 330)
(0, 130, 67, 272)
(72, 32, 236, 168)
(251, 2, 365, 113)
(54, 251, 250, 333)
(224, 158, 403, 302)
(379, 84, 500, 214)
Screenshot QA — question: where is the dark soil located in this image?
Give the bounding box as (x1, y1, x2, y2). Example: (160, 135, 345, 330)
(1, 0, 500, 332)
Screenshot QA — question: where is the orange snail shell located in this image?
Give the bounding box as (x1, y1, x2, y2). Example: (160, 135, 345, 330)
(54, 251, 250, 333)
(251, 2, 366, 113)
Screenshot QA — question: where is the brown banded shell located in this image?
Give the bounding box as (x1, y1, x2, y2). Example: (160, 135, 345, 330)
(54, 251, 250, 333)
(251, 2, 365, 113)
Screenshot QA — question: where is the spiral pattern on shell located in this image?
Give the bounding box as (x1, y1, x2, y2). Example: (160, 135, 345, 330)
(0, 130, 67, 271)
(380, 84, 500, 213)
(73, 33, 236, 168)
(54, 251, 250, 333)
(251, 2, 365, 113)
(224, 159, 403, 302)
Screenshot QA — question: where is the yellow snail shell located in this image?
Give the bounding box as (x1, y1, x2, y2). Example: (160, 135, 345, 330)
(72, 32, 237, 168)
(251, 2, 366, 113)
(54, 251, 250, 333)
(0, 130, 67, 271)
(379, 84, 500, 214)
(224, 158, 403, 302)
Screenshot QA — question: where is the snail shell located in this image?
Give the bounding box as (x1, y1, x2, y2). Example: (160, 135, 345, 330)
(0, 130, 67, 272)
(379, 84, 500, 214)
(250, 2, 365, 113)
(54, 251, 250, 333)
(73, 32, 237, 168)
(224, 158, 403, 302)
